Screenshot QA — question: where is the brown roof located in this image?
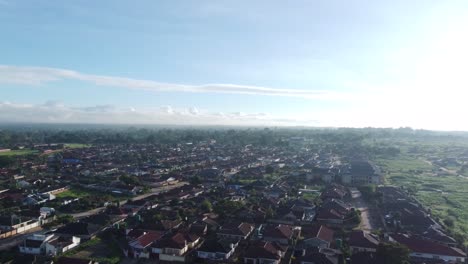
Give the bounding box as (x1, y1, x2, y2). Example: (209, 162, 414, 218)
(263, 224, 293, 239)
(391, 234, 466, 257)
(348, 230, 379, 249)
(316, 208, 346, 220)
(244, 241, 286, 260)
(154, 232, 200, 249)
(130, 231, 163, 248)
(48, 236, 74, 248)
(218, 222, 254, 237)
(302, 225, 334, 243)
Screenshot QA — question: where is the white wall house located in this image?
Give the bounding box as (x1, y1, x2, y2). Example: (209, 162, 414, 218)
(45, 236, 81, 256)
(19, 234, 54, 255)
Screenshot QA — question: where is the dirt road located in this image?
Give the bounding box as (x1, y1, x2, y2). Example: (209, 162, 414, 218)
(350, 187, 382, 231)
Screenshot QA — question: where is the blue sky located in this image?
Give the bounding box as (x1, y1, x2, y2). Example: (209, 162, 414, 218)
(1, 1, 468, 129)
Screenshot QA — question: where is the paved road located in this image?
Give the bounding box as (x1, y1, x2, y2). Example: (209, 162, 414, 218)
(70, 182, 187, 219)
(0, 182, 188, 249)
(0, 227, 43, 250)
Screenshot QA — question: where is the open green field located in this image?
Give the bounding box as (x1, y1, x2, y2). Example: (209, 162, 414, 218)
(56, 187, 131, 200)
(66, 238, 122, 264)
(376, 154, 468, 245)
(301, 191, 320, 201)
(65, 143, 92, 148)
(0, 149, 38, 156)
(56, 188, 97, 199)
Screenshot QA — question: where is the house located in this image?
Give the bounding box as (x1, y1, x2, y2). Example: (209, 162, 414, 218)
(270, 205, 305, 225)
(320, 199, 352, 215)
(244, 241, 287, 264)
(189, 222, 208, 236)
(320, 184, 348, 200)
(19, 234, 54, 255)
(316, 199, 354, 227)
(45, 235, 81, 256)
(40, 207, 55, 218)
(420, 225, 457, 247)
(300, 225, 334, 249)
(295, 249, 339, 264)
(290, 198, 316, 212)
(315, 209, 347, 227)
(349, 251, 377, 264)
(142, 219, 183, 231)
(197, 238, 240, 260)
(348, 230, 379, 254)
(152, 232, 201, 262)
(201, 216, 220, 231)
(54, 222, 101, 240)
(261, 224, 295, 245)
(217, 222, 255, 240)
(238, 207, 267, 224)
(23, 193, 55, 205)
(41, 186, 69, 195)
(17, 180, 32, 189)
(342, 160, 381, 185)
(390, 233, 466, 263)
(125, 230, 163, 259)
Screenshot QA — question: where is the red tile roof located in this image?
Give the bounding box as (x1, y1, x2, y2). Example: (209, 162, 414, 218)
(263, 224, 293, 239)
(391, 234, 466, 257)
(154, 232, 200, 249)
(348, 230, 379, 249)
(129, 231, 163, 248)
(244, 241, 286, 260)
(218, 222, 254, 237)
(302, 225, 334, 243)
(316, 208, 346, 220)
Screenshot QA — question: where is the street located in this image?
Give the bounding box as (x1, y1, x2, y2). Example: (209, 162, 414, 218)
(71, 181, 187, 219)
(350, 187, 382, 231)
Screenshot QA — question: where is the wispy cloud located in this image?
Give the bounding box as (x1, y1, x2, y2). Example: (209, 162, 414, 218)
(0, 65, 354, 100)
(0, 101, 318, 126)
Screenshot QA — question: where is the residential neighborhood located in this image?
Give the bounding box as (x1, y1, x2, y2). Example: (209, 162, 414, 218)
(0, 131, 467, 264)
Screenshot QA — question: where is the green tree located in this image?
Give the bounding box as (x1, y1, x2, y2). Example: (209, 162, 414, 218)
(376, 243, 410, 264)
(189, 176, 201, 185)
(0, 156, 14, 168)
(265, 165, 275, 174)
(201, 199, 213, 212)
(119, 175, 140, 186)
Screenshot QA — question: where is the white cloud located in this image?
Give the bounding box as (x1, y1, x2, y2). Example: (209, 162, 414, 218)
(0, 65, 355, 100)
(188, 107, 199, 115)
(0, 101, 313, 126)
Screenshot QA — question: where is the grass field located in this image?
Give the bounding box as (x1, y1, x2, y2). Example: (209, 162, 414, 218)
(0, 149, 38, 156)
(67, 238, 122, 264)
(65, 143, 91, 148)
(56, 187, 130, 200)
(375, 154, 468, 245)
(55, 188, 97, 199)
